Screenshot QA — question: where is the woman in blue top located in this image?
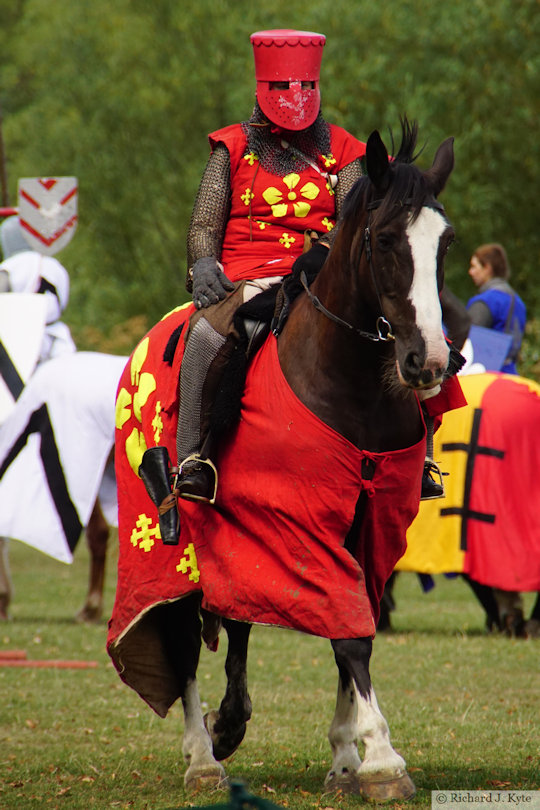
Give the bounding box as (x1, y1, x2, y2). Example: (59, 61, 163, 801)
(467, 243, 526, 374)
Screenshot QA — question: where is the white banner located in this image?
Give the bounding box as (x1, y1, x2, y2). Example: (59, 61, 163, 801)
(0, 293, 47, 424)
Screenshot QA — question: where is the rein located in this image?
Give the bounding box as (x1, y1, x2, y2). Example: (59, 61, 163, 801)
(299, 270, 394, 342)
(300, 199, 396, 343)
(301, 195, 445, 342)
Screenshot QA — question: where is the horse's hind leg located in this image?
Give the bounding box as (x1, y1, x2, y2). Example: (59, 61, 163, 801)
(326, 638, 415, 801)
(76, 498, 109, 623)
(461, 574, 502, 632)
(161, 596, 227, 790)
(525, 591, 540, 638)
(204, 618, 252, 760)
(0, 537, 12, 620)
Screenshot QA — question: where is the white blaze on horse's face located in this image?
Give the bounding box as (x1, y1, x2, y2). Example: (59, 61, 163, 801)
(405, 206, 449, 385)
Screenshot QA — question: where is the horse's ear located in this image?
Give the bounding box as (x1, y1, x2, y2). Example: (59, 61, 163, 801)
(366, 130, 391, 192)
(425, 136, 454, 197)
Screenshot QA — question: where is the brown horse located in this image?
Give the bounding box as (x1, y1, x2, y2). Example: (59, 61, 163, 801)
(108, 119, 455, 800)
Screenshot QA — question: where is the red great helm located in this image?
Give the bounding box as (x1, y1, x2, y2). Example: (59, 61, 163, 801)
(250, 29, 326, 131)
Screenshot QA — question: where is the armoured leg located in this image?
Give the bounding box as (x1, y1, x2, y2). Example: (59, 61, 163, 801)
(176, 316, 231, 503)
(176, 279, 278, 503)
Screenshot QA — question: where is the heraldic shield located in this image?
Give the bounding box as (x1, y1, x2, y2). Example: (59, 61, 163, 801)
(0, 292, 47, 424)
(17, 177, 78, 256)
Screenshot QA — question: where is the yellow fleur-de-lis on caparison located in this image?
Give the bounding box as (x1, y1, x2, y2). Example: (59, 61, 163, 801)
(115, 306, 191, 478)
(115, 337, 157, 476)
(262, 174, 320, 218)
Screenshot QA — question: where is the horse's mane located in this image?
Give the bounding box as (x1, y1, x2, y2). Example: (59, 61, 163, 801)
(342, 118, 433, 227)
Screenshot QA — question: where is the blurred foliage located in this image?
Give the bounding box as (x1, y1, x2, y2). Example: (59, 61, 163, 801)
(0, 0, 539, 370)
(520, 317, 540, 380)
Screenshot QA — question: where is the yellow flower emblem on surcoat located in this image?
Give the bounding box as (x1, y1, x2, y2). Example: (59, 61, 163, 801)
(263, 174, 320, 218)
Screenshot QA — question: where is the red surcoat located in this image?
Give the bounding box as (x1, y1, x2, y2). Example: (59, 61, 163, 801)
(209, 123, 366, 281)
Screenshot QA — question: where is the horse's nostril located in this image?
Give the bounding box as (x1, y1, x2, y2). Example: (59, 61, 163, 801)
(404, 352, 423, 375)
(421, 369, 436, 385)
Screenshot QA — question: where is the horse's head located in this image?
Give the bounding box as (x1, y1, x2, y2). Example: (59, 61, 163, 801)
(352, 120, 455, 391)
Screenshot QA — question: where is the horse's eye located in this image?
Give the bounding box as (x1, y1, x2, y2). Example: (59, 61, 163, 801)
(376, 233, 395, 252)
(442, 235, 455, 255)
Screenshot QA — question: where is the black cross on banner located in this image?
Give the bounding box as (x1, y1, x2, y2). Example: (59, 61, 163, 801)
(0, 403, 83, 552)
(439, 407, 505, 551)
(0, 339, 24, 400)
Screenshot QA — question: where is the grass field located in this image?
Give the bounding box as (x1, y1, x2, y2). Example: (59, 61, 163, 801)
(0, 536, 538, 810)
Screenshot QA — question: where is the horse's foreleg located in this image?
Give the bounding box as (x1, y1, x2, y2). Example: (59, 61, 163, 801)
(182, 676, 227, 790)
(326, 638, 415, 801)
(204, 618, 252, 761)
(161, 597, 227, 790)
(0, 537, 12, 620)
(76, 499, 109, 623)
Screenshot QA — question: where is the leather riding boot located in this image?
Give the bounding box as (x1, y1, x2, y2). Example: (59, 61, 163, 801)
(176, 453, 218, 504)
(421, 459, 445, 500)
(138, 447, 179, 545)
(421, 413, 445, 500)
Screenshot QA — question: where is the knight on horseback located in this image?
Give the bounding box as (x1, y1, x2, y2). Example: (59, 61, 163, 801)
(138, 29, 464, 545)
(139, 29, 368, 540)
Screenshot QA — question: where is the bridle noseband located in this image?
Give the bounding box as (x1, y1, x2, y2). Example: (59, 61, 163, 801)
(300, 196, 445, 343)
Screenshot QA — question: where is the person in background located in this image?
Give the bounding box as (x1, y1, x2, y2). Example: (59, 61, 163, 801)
(467, 243, 526, 375)
(467, 243, 535, 637)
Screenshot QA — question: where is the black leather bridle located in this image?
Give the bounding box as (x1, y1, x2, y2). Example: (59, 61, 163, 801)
(300, 196, 445, 343)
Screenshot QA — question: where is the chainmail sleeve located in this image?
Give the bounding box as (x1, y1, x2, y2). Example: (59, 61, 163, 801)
(320, 157, 364, 248)
(186, 143, 232, 291)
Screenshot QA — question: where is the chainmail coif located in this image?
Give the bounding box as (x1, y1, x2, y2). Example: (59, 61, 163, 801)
(241, 101, 331, 176)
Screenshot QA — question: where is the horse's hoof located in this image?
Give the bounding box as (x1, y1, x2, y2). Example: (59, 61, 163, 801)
(204, 709, 248, 761)
(324, 769, 362, 794)
(502, 608, 526, 638)
(75, 607, 102, 624)
(359, 772, 416, 802)
(524, 618, 540, 639)
(325, 769, 415, 802)
(184, 762, 228, 792)
(75, 596, 103, 624)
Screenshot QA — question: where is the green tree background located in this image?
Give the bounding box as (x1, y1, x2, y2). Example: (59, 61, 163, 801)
(1, 0, 539, 373)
